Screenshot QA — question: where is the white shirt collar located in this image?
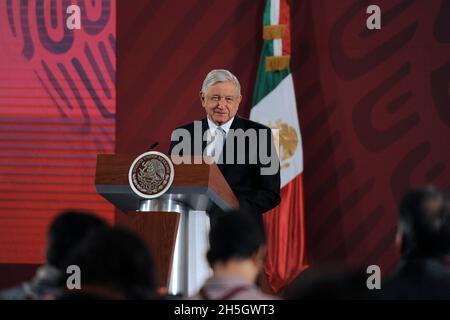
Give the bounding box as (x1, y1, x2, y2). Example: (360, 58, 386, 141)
(206, 116, 234, 135)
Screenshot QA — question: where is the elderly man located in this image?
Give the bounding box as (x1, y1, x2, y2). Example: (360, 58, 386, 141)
(169, 69, 280, 220)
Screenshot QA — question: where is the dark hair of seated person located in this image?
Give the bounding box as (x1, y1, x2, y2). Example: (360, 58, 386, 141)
(46, 210, 108, 270)
(61, 227, 156, 300)
(206, 211, 266, 267)
(438, 190, 450, 257)
(398, 186, 446, 259)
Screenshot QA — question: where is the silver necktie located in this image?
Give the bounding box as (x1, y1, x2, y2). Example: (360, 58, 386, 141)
(212, 127, 226, 163)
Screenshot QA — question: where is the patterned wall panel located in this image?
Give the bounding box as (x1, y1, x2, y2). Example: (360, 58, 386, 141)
(295, 0, 450, 271)
(0, 0, 116, 264)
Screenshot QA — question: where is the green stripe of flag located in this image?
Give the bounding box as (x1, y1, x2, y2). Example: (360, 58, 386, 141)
(263, 0, 271, 25)
(252, 0, 290, 107)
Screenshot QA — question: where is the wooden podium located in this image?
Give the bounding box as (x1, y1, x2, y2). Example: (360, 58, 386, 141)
(95, 154, 238, 296)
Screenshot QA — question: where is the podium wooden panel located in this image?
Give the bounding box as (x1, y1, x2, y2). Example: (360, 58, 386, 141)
(95, 154, 238, 293)
(128, 212, 179, 289)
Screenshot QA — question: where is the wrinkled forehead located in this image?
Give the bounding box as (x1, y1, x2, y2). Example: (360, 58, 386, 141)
(205, 80, 240, 96)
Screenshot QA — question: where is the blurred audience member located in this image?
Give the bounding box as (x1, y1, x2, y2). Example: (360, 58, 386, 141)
(0, 210, 107, 300)
(439, 190, 450, 263)
(382, 186, 450, 299)
(283, 265, 370, 300)
(60, 227, 156, 300)
(189, 212, 277, 300)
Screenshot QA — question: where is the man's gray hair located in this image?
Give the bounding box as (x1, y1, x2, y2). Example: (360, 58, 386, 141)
(201, 69, 241, 96)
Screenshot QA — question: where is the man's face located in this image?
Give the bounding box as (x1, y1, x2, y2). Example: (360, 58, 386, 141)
(200, 81, 242, 125)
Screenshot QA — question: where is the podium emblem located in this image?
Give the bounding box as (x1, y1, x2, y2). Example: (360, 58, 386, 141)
(128, 151, 175, 199)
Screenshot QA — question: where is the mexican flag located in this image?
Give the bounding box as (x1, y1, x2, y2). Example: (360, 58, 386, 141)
(250, 0, 308, 293)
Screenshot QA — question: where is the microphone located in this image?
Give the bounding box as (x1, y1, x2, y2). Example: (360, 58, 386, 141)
(148, 141, 159, 151)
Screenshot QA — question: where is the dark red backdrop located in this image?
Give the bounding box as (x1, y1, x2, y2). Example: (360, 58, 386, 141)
(117, 0, 450, 275)
(0, 0, 449, 289)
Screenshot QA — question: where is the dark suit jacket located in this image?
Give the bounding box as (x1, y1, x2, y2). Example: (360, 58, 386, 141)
(381, 257, 450, 299)
(169, 115, 281, 216)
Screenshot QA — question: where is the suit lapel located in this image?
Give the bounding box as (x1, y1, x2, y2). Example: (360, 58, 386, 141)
(200, 117, 208, 154)
(229, 114, 241, 131)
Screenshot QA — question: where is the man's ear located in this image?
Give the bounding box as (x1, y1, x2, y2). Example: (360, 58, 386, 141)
(200, 91, 208, 108)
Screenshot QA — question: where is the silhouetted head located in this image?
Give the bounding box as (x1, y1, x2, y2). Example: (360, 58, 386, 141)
(397, 186, 446, 259)
(46, 210, 107, 270)
(64, 227, 156, 299)
(207, 212, 266, 283)
(200, 69, 242, 126)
